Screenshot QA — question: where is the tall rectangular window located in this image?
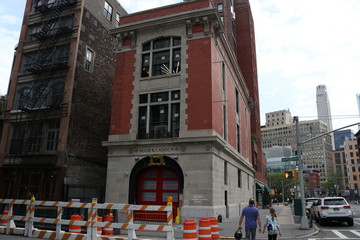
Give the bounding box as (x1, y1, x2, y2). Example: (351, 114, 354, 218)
(235, 88, 239, 114)
(236, 124, 240, 152)
(85, 48, 94, 72)
(103, 1, 113, 21)
(138, 90, 180, 139)
(223, 104, 227, 140)
(224, 161, 228, 185)
(116, 13, 120, 27)
(238, 169, 241, 188)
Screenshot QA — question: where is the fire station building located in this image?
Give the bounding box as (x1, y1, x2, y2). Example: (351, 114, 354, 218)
(103, 0, 265, 219)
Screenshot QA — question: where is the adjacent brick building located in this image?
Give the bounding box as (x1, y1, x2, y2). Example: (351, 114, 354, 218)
(0, 0, 126, 202)
(103, 0, 265, 219)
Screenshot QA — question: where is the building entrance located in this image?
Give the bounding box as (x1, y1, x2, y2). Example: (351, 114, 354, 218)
(137, 166, 179, 208)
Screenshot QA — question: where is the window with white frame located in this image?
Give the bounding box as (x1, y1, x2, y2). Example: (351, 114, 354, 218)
(141, 37, 181, 77)
(116, 13, 120, 27)
(138, 90, 180, 139)
(103, 1, 113, 21)
(85, 48, 94, 72)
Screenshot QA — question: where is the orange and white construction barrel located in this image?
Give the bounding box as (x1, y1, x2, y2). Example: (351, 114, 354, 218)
(183, 220, 197, 240)
(102, 212, 114, 236)
(97, 216, 103, 235)
(0, 210, 8, 227)
(209, 217, 220, 239)
(69, 214, 82, 234)
(199, 218, 212, 240)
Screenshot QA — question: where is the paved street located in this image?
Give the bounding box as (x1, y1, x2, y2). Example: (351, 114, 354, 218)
(1, 203, 360, 240)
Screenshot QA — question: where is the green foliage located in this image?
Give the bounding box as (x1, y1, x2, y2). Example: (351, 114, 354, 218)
(267, 172, 295, 199)
(320, 172, 343, 196)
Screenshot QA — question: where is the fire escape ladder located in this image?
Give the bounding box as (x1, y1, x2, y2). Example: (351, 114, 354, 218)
(11, 0, 73, 156)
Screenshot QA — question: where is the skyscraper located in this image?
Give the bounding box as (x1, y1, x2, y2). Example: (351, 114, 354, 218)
(316, 85, 333, 132)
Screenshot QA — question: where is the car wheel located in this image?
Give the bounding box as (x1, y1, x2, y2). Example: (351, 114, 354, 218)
(347, 219, 354, 226)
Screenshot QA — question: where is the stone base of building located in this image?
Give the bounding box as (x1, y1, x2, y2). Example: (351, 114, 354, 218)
(180, 203, 240, 221)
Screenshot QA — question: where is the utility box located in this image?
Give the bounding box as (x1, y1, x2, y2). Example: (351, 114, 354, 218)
(294, 198, 302, 216)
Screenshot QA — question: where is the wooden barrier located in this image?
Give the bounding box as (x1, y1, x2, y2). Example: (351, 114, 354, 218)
(0, 198, 174, 240)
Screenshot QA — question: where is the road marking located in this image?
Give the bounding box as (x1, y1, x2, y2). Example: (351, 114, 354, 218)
(332, 230, 348, 239)
(349, 230, 360, 237)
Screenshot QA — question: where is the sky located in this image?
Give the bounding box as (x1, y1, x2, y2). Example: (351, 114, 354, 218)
(0, 0, 359, 132)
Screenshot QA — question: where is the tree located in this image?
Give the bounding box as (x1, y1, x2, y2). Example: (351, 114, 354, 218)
(267, 172, 296, 201)
(320, 172, 343, 196)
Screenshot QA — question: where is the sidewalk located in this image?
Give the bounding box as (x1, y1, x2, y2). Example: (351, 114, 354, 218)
(217, 204, 319, 239)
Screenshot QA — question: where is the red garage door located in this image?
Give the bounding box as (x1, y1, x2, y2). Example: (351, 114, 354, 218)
(137, 167, 179, 220)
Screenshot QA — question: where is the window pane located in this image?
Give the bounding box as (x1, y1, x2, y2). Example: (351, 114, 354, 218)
(153, 38, 170, 49)
(163, 181, 178, 190)
(150, 105, 168, 138)
(173, 37, 181, 46)
(143, 42, 151, 51)
(143, 171, 157, 178)
(142, 180, 156, 190)
(162, 192, 178, 202)
(142, 192, 156, 201)
(141, 54, 150, 77)
(152, 51, 170, 75)
(163, 170, 176, 178)
(172, 48, 181, 73)
(138, 106, 147, 139)
(171, 91, 180, 100)
(139, 94, 148, 104)
(171, 103, 180, 137)
(151, 92, 168, 102)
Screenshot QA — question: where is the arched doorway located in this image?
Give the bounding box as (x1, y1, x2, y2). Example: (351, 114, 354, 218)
(129, 155, 184, 220)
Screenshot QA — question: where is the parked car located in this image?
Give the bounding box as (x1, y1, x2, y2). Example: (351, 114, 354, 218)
(305, 198, 319, 210)
(312, 197, 353, 226)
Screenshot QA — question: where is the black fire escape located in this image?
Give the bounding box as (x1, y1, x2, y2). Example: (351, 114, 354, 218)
(10, 0, 77, 156)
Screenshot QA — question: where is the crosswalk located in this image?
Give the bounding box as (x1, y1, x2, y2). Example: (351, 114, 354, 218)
(309, 230, 360, 239)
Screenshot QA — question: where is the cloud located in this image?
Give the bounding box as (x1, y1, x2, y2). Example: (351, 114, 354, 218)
(252, 0, 360, 131)
(120, 0, 182, 13)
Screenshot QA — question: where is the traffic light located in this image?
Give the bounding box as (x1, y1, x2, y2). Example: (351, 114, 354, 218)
(294, 170, 299, 180)
(284, 170, 293, 179)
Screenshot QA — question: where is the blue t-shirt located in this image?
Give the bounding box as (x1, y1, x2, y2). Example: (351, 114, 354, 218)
(241, 205, 259, 228)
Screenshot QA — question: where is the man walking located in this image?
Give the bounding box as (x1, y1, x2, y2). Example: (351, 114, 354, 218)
(239, 198, 262, 240)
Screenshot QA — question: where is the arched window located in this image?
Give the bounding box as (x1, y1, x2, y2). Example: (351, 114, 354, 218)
(141, 37, 181, 77)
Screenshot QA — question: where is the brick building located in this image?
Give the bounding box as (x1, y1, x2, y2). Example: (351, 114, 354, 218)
(0, 0, 126, 202)
(103, 0, 265, 219)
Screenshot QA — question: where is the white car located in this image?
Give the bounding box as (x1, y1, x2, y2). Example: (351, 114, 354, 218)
(305, 198, 319, 210)
(312, 197, 353, 226)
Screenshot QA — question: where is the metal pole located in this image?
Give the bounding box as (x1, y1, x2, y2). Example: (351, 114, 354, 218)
(282, 181, 285, 204)
(294, 116, 309, 229)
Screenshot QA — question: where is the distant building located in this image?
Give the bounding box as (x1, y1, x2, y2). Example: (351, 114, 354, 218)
(345, 140, 360, 190)
(316, 85, 333, 132)
(263, 146, 295, 172)
(334, 129, 354, 151)
(332, 147, 349, 189)
(265, 109, 292, 127)
(261, 111, 333, 182)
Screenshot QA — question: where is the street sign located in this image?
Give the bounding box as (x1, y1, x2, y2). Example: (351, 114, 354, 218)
(281, 156, 298, 162)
